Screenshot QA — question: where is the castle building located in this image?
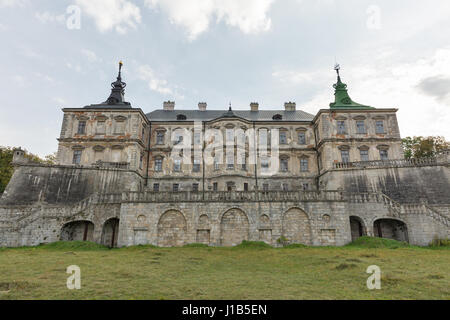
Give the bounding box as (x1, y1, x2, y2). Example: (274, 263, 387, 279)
(1, 63, 448, 248)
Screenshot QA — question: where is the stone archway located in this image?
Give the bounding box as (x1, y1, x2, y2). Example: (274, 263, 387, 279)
(60, 221, 94, 242)
(101, 218, 120, 248)
(282, 208, 312, 245)
(157, 210, 187, 247)
(374, 218, 409, 242)
(350, 216, 366, 241)
(220, 208, 249, 246)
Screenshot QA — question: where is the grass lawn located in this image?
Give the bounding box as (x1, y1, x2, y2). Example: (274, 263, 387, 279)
(0, 237, 449, 300)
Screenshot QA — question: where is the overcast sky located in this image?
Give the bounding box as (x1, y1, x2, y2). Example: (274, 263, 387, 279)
(1, 0, 449, 157)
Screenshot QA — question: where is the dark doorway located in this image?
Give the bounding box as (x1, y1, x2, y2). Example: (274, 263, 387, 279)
(101, 218, 120, 248)
(374, 219, 409, 242)
(61, 221, 94, 242)
(350, 216, 366, 241)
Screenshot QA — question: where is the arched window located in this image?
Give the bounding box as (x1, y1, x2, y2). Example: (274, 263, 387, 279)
(176, 114, 187, 120)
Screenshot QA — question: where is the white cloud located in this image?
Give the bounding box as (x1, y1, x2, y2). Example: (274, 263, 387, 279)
(0, 0, 27, 8)
(66, 62, 82, 73)
(81, 49, 102, 63)
(35, 11, 66, 24)
(75, 0, 141, 34)
(274, 47, 450, 139)
(138, 65, 173, 95)
(12, 75, 27, 87)
(52, 97, 67, 106)
(145, 0, 275, 40)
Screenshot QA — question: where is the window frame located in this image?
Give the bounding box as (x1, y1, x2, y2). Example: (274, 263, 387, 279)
(337, 120, 346, 134)
(356, 120, 366, 134)
(77, 120, 86, 135)
(340, 150, 350, 163)
(72, 149, 82, 164)
(300, 158, 309, 172)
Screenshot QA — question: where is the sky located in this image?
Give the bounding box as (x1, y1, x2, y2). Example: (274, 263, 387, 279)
(0, 0, 449, 157)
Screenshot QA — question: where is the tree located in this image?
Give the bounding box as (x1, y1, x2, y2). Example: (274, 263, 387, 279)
(401, 136, 449, 159)
(0, 147, 56, 193)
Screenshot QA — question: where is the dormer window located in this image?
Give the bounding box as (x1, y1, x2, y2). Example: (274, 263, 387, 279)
(272, 114, 283, 120)
(177, 114, 187, 120)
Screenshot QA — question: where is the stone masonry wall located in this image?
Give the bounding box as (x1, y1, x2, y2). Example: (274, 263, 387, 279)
(320, 164, 450, 204)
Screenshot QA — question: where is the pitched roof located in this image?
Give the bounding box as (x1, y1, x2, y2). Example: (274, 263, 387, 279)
(146, 109, 315, 122)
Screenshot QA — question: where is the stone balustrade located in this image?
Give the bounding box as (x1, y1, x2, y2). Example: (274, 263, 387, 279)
(333, 157, 439, 169)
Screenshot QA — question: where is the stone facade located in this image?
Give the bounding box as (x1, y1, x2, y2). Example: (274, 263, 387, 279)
(0, 66, 449, 247)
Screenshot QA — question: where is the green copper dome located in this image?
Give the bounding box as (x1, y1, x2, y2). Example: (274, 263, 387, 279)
(329, 67, 374, 110)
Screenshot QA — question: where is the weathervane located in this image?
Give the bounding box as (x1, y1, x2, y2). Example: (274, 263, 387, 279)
(334, 63, 340, 77)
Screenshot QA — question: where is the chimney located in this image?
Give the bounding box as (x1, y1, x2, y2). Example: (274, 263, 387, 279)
(198, 102, 207, 111)
(163, 101, 175, 111)
(284, 101, 296, 111)
(250, 102, 259, 112)
(12, 148, 27, 164)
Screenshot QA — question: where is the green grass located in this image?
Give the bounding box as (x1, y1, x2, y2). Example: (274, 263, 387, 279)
(345, 236, 411, 249)
(0, 238, 449, 300)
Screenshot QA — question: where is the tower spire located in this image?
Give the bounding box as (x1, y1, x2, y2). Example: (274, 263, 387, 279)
(329, 64, 373, 109)
(104, 61, 129, 105)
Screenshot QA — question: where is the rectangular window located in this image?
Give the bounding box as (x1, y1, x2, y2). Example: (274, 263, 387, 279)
(280, 131, 287, 144)
(341, 150, 350, 163)
(282, 183, 289, 191)
(155, 159, 162, 172)
(173, 159, 181, 172)
(153, 183, 160, 192)
(192, 183, 199, 192)
(193, 159, 201, 172)
(337, 121, 346, 134)
(280, 159, 288, 172)
(213, 182, 218, 192)
(380, 150, 388, 161)
(244, 183, 249, 191)
(96, 121, 105, 134)
(194, 132, 201, 145)
(376, 121, 385, 134)
(298, 132, 306, 145)
(263, 183, 269, 191)
(226, 129, 234, 143)
(259, 130, 268, 147)
(261, 158, 269, 171)
(300, 158, 309, 172)
(77, 121, 86, 135)
(114, 121, 125, 134)
(356, 121, 366, 134)
(360, 150, 369, 162)
(226, 155, 234, 170)
(173, 184, 179, 192)
(302, 183, 309, 191)
(214, 158, 220, 171)
(156, 132, 165, 144)
(139, 155, 143, 170)
(72, 150, 82, 164)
